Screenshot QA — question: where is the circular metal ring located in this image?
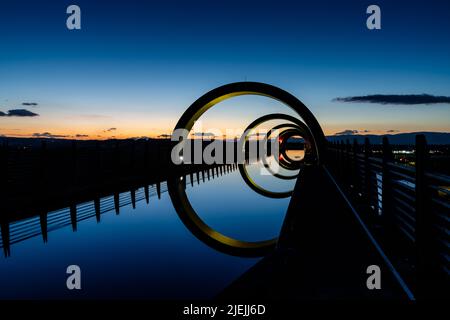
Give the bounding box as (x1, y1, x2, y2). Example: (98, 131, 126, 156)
(238, 113, 314, 196)
(262, 124, 302, 180)
(278, 128, 306, 167)
(168, 82, 326, 256)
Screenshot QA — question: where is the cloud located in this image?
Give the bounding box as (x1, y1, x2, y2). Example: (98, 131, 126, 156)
(22, 102, 38, 106)
(75, 134, 89, 138)
(335, 129, 359, 136)
(158, 134, 171, 138)
(104, 127, 117, 132)
(333, 94, 450, 105)
(32, 132, 68, 138)
(387, 129, 399, 133)
(0, 109, 39, 117)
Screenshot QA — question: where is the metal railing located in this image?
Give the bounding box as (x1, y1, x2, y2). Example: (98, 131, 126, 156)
(327, 134, 449, 298)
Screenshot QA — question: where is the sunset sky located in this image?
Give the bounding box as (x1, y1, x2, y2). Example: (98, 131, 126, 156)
(1, 0, 450, 139)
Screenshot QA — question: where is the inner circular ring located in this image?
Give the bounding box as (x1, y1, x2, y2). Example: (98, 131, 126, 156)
(240, 113, 315, 188)
(278, 128, 306, 167)
(262, 124, 302, 180)
(239, 120, 307, 197)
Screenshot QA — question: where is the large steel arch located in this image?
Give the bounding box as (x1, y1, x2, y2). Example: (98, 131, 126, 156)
(168, 82, 327, 257)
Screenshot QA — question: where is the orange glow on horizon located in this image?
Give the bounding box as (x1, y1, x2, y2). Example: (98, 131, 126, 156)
(1, 127, 449, 140)
(1, 120, 449, 141)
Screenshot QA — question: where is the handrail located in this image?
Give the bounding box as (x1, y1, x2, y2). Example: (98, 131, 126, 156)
(327, 135, 449, 298)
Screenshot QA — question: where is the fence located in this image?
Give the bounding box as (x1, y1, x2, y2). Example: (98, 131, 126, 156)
(327, 134, 449, 298)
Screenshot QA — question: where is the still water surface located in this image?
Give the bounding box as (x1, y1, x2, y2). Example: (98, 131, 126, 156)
(0, 162, 294, 299)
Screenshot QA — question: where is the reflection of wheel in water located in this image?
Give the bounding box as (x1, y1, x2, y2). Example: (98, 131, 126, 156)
(168, 173, 276, 257)
(237, 162, 293, 199)
(168, 82, 326, 257)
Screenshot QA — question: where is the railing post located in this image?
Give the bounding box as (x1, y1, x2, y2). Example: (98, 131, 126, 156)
(71, 140, 78, 187)
(339, 141, 345, 180)
(115, 140, 120, 178)
(39, 140, 48, 193)
(131, 189, 136, 209)
(156, 140, 162, 176)
(234, 137, 239, 162)
(364, 138, 373, 212)
(39, 212, 48, 243)
(381, 137, 393, 226)
(333, 141, 341, 177)
(70, 204, 77, 231)
(346, 139, 351, 186)
(130, 140, 136, 174)
(1, 222, 10, 257)
(95, 141, 102, 181)
(222, 135, 227, 164)
(256, 132, 260, 160)
(334, 141, 341, 178)
(156, 181, 161, 199)
(114, 192, 120, 215)
(0, 141, 7, 195)
(144, 140, 150, 176)
(353, 139, 360, 196)
(415, 134, 436, 299)
(145, 184, 150, 204)
(94, 197, 101, 223)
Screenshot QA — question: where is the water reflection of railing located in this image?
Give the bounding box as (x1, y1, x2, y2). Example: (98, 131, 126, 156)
(327, 135, 449, 297)
(0, 164, 236, 257)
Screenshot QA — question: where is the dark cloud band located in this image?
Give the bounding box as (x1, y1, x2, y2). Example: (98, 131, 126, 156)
(32, 132, 68, 138)
(0, 109, 39, 117)
(334, 94, 450, 105)
(335, 129, 359, 136)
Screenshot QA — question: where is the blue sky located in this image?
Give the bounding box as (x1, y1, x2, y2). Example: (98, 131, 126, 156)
(1, 0, 450, 138)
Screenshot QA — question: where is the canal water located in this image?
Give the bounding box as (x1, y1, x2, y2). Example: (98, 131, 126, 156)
(0, 161, 295, 299)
